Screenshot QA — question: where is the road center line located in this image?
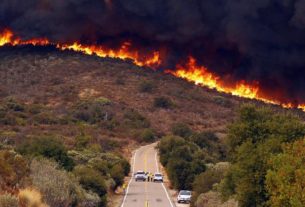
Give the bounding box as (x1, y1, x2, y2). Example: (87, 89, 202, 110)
(144, 149, 149, 206)
(120, 150, 137, 207)
(154, 151, 175, 207)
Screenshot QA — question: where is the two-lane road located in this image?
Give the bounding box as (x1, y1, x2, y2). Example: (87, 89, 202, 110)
(120, 143, 175, 207)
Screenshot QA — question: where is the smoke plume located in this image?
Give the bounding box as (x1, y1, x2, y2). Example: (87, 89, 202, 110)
(0, 0, 305, 104)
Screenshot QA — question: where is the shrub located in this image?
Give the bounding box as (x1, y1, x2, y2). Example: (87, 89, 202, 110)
(89, 159, 109, 176)
(190, 131, 218, 149)
(17, 136, 75, 171)
(153, 96, 173, 109)
(32, 112, 58, 125)
(0, 193, 18, 207)
(73, 166, 107, 207)
(266, 138, 305, 207)
(73, 98, 112, 124)
(213, 96, 232, 107)
(138, 80, 154, 93)
(5, 98, 25, 112)
(110, 164, 125, 188)
(99, 139, 121, 151)
(119, 158, 131, 176)
(192, 164, 229, 204)
(75, 134, 92, 149)
(0, 150, 30, 190)
(30, 158, 76, 207)
(77, 190, 101, 207)
(140, 128, 156, 143)
(123, 109, 150, 128)
(171, 123, 192, 138)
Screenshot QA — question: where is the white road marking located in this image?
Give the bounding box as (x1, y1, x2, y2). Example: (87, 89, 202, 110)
(120, 150, 137, 207)
(154, 151, 174, 207)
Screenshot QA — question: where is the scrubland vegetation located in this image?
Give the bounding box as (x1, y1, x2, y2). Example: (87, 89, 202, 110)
(0, 97, 132, 206)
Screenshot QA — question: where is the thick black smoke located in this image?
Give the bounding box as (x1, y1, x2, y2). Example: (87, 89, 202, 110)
(1, 0, 305, 104)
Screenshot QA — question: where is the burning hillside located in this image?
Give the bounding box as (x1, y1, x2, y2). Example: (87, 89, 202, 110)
(1, 29, 304, 111)
(0, 0, 305, 110)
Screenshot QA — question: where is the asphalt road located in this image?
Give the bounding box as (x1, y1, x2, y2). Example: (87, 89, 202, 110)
(120, 143, 176, 207)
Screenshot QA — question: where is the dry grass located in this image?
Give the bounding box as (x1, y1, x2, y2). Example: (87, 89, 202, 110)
(18, 188, 48, 207)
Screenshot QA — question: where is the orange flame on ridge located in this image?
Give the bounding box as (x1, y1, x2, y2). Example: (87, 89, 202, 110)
(0, 29, 304, 111)
(169, 57, 305, 111)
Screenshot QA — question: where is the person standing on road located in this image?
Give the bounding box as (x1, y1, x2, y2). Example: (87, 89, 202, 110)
(147, 172, 150, 182)
(122, 183, 126, 194)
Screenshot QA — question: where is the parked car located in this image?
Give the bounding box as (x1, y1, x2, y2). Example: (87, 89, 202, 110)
(177, 190, 192, 203)
(135, 171, 147, 181)
(153, 173, 163, 182)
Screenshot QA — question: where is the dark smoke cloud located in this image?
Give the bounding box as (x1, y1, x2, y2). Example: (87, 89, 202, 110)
(0, 0, 305, 104)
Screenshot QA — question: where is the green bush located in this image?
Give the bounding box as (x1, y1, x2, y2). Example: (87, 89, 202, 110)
(74, 166, 107, 207)
(266, 138, 305, 207)
(119, 158, 131, 176)
(138, 80, 154, 93)
(153, 96, 173, 109)
(171, 123, 192, 138)
(89, 159, 109, 176)
(110, 164, 125, 188)
(32, 112, 58, 125)
(190, 131, 218, 149)
(75, 134, 92, 149)
(123, 109, 150, 128)
(17, 136, 75, 171)
(99, 139, 121, 151)
(192, 164, 229, 204)
(73, 98, 112, 124)
(140, 128, 156, 143)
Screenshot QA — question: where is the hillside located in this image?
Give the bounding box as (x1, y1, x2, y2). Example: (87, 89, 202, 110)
(1, 46, 301, 145)
(0, 46, 304, 207)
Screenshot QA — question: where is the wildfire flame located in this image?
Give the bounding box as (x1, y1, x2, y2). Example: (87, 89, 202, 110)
(0, 29, 304, 111)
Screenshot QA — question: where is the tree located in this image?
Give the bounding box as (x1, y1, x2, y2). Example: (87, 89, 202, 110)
(222, 104, 305, 207)
(171, 122, 192, 138)
(158, 135, 206, 190)
(266, 138, 305, 207)
(140, 128, 156, 143)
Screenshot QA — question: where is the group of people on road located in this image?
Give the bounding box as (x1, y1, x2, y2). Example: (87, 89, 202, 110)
(145, 172, 154, 182)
